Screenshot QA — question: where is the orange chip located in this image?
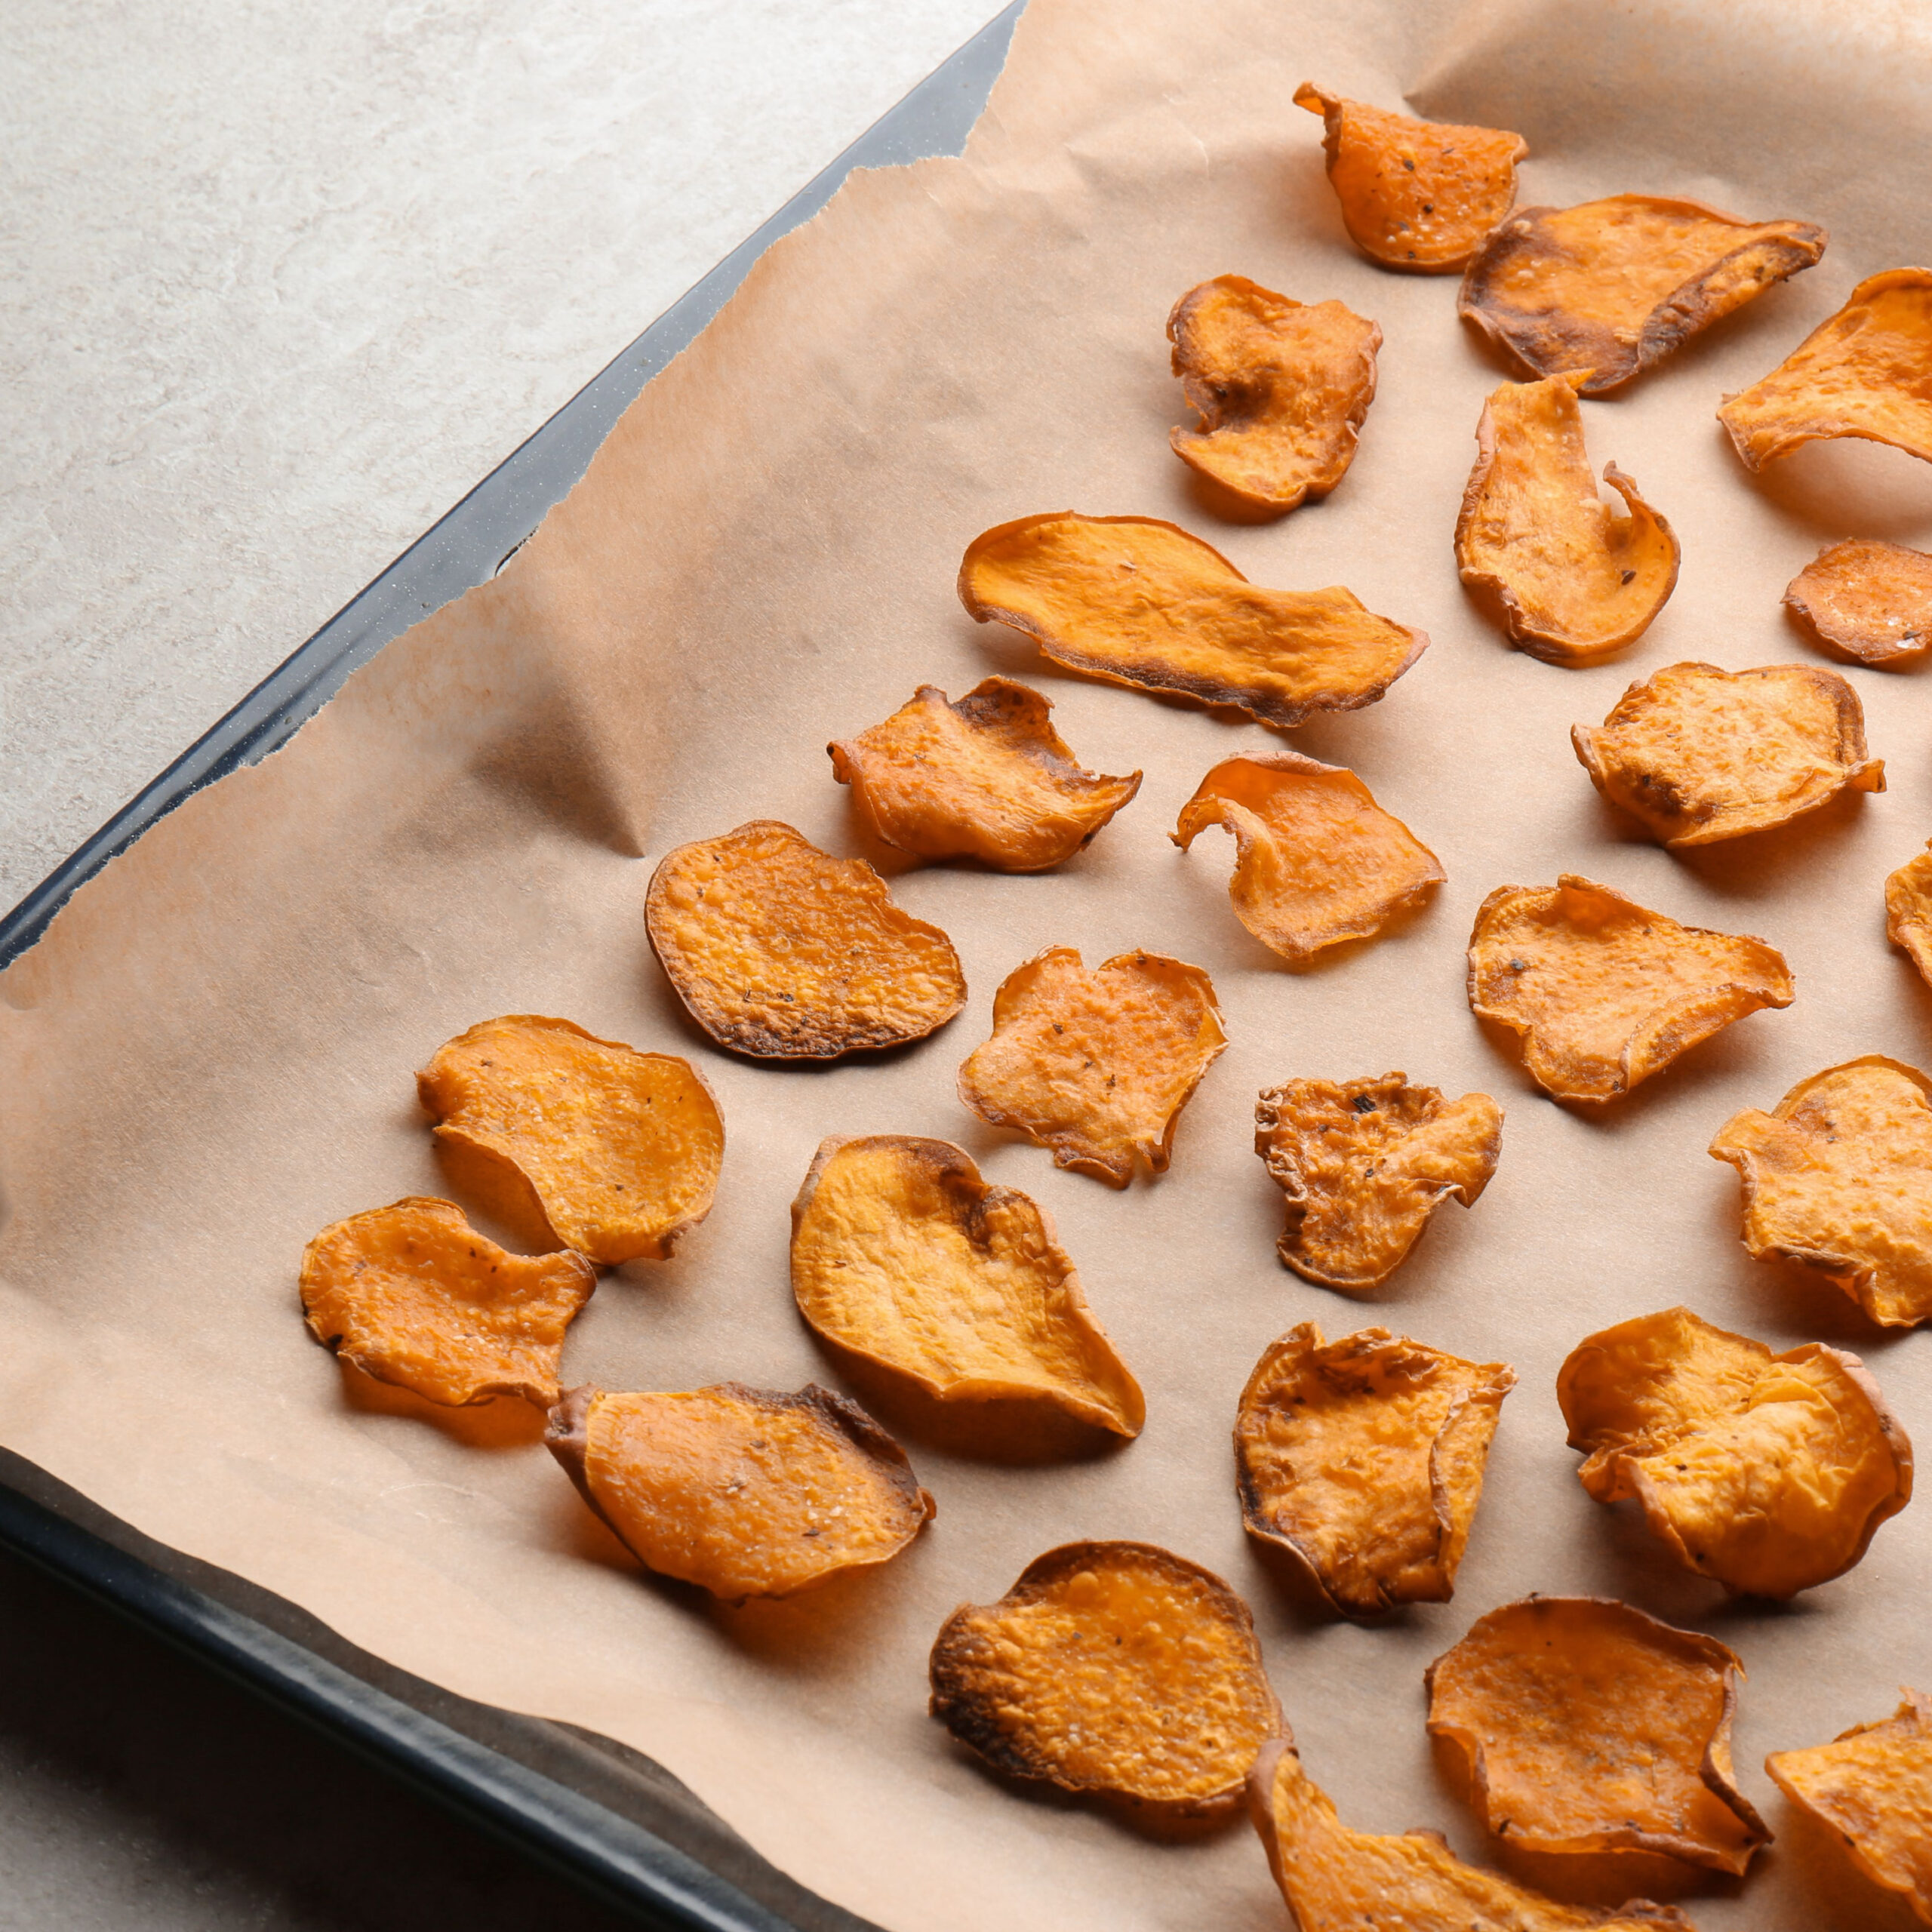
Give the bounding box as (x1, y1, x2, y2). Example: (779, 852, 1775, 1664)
(1786, 538, 1932, 667)
(1467, 875, 1792, 1103)
(1427, 1596, 1770, 1874)
(1721, 269, 1932, 472)
(1166, 275, 1380, 512)
(1456, 377, 1679, 666)
(928, 1541, 1280, 1810)
(826, 678, 1139, 872)
(300, 1197, 597, 1407)
(1711, 1056, 1932, 1327)
(1235, 1322, 1514, 1614)
(1572, 660, 1883, 848)
(1462, 195, 1826, 395)
(1294, 85, 1526, 273)
(1173, 753, 1443, 963)
(1887, 843, 1932, 988)
(958, 947, 1226, 1186)
(546, 1383, 933, 1600)
(417, 1015, 723, 1265)
(1558, 1306, 1911, 1599)
(1254, 1073, 1503, 1289)
(789, 1135, 1143, 1436)
(645, 820, 965, 1060)
(958, 512, 1427, 730)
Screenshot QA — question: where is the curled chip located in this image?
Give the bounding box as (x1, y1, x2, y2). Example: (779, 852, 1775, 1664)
(1254, 1074, 1503, 1289)
(1720, 269, 1932, 472)
(958, 947, 1226, 1186)
(928, 1541, 1280, 1810)
(417, 1015, 722, 1264)
(958, 512, 1427, 730)
(1767, 1691, 1932, 1926)
(1887, 844, 1932, 988)
(1173, 754, 1443, 964)
(1235, 1322, 1515, 1615)
(1786, 539, 1932, 666)
(546, 1383, 933, 1600)
(1558, 1306, 1911, 1599)
(1294, 85, 1526, 273)
(645, 821, 965, 1060)
(1166, 275, 1380, 513)
(789, 1135, 1143, 1436)
(301, 1197, 597, 1407)
(1456, 377, 1679, 666)
(1461, 195, 1826, 395)
(827, 679, 1140, 872)
(1468, 875, 1793, 1103)
(1710, 1056, 1932, 1328)
(1573, 660, 1883, 848)
(1426, 1596, 1770, 1873)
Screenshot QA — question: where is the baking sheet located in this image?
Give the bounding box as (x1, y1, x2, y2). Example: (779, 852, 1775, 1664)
(5, 1, 1932, 1927)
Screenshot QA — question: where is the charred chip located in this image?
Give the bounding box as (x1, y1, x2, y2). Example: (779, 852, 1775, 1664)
(1786, 538, 1932, 666)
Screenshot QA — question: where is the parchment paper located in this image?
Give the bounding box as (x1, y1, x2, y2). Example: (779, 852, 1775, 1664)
(7, 2, 1932, 1925)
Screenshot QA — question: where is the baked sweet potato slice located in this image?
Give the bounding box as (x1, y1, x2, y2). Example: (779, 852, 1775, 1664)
(1254, 1073, 1502, 1289)
(1786, 538, 1932, 666)
(958, 512, 1427, 730)
(789, 1135, 1143, 1435)
(1573, 660, 1883, 847)
(417, 1015, 722, 1264)
(1558, 1306, 1911, 1598)
(1457, 377, 1679, 665)
(1710, 1056, 1932, 1327)
(1173, 753, 1443, 962)
(645, 820, 965, 1060)
(827, 678, 1138, 872)
(1467, 875, 1792, 1102)
(1167, 275, 1380, 512)
(1887, 843, 1932, 988)
(957, 947, 1226, 1186)
(1235, 1322, 1514, 1614)
(1294, 85, 1526, 272)
(928, 1541, 1280, 1810)
(1426, 1595, 1770, 1874)
(301, 1196, 597, 1407)
(1721, 269, 1932, 472)
(546, 1382, 933, 1600)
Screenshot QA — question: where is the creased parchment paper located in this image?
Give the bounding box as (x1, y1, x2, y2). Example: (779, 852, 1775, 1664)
(8, 2, 1932, 1925)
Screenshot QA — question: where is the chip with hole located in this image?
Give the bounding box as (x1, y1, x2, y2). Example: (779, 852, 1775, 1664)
(1887, 843, 1932, 989)
(1426, 1595, 1770, 1873)
(546, 1382, 933, 1600)
(1558, 1306, 1911, 1599)
(1468, 875, 1792, 1102)
(928, 1540, 1280, 1810)
(789, 1134, 1143, 1436)
(958, 512, 1428, 730)
(1786, 538, 1932, 666)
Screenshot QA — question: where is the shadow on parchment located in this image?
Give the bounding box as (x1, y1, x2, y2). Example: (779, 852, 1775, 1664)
(333, 1353, 550, 1451)
(1723, 427, 1932, 548)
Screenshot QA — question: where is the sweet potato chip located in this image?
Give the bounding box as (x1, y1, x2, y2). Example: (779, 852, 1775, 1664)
(1456, 377, 1680, 666)
(957, 512, 1428, 730)
(1887, 843, 1932, 988)
(1173, 753, 1443, 963)
(1249, 1739, 1697, 1931)
(546, 1382, 933, 1600)
(301, 1197, 597, 1407)
(957, 947, 1226, 1186)
(1786, 538, 1932, 666)
(645, 820, 965, 1060)
(1166, 275, 1380, 512)
(928, 1540, 1280, 1810)
(1461, 195, 1826, 395)
(1254, 1073, 1503, 1289)
(789, 1135, 1143, 1435)
(1767, 1690, 1932, 1926)
(1468, 875, 1793, 1103)
(417, 1015, 722, 1265)
(826, 678, 1140, 872)
(1720, 269, 1932, 472)
(1710, 1056, 1932, 1327)
(1573, 660, 1883, 848)
(1558, 1306, 1912, 1598)
(1427, 1595, 1770, 1873)
(1294, 85, 1527, 273)
(1235, 1322, 1515, 1614)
